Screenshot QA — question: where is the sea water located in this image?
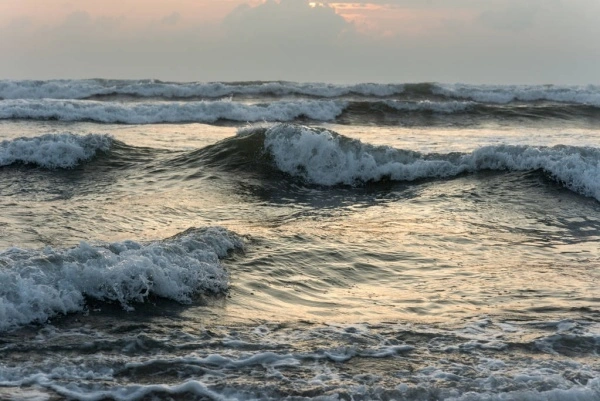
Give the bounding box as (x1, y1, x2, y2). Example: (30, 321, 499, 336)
(0, 79, 599, 400)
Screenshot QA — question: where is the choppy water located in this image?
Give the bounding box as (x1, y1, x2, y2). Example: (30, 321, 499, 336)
(0, 79, 599, 400)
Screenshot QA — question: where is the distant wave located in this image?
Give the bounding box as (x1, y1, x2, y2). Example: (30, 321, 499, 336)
(347, 100, 600, 121)
(0, 227, 243, 332)
(0, 79, 404, 100)
(0, 133, 113, 168)
(3, 98, 600, 125)
(433, 83, 600, 106)
(1, 80, 599, 108)
(0, 99, 346, 124)
(216, 124, 600, 200)
(379, 100, 475, 113)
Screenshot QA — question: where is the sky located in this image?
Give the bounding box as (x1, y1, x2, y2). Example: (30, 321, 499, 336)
(1, 0, 599, 84)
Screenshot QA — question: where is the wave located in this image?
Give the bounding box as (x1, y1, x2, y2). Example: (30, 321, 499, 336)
(1, 79, 599, 108)
(432, 83, 600, 106)
(0, 99, 345, 124)
(348, 100, 600, 122)
(0, 227, 243, 332)
(226, 124, 600, 200)
(7, 127, 600, 203)
(0, 133, 113, 168)
(379, 99, 475, 113)
(3, 98, 600, 125)
(0, 79, 405, 100)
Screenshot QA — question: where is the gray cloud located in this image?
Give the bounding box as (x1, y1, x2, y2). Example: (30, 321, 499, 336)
(325, 1, 483, 9)
(211, 0, 358, 81)
(6, 16, 33, 30)
(479, 6, 538, 31)
(50, 11, 125, 40)
(0, 0, 598, 84)
(161, 12, 181, 26)
(224, 0, 352, 44)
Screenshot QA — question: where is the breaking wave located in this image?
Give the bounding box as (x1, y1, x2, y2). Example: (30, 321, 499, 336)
(0, 79, 405, 100)
(0, 99, 346, 124)
(434, 83, 600, 106)
(3, 98, 600, 125)
(252, 124, 600, 200)
(0, 133, 113, 168)
(0, 227, 243, 332)
(1, 80, 599, 108)
(7, 126, 600, 203)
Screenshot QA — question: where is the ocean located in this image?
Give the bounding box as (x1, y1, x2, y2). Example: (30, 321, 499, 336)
(0, 79, 599, 400)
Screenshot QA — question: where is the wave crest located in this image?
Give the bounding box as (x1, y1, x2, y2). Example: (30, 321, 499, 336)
(0, 227, 243, 331)
(261, 124, 600, 200)
(0, 99, 345, 124)
(0, 79, 405, 100)
(2, 80, 599, 109)
(432, 83, 600, 106)
(0, 133, 113, 168)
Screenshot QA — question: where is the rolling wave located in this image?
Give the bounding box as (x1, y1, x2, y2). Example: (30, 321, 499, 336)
(369, 100, 600, 120)
(260, 124, 600, 200)
(185, 124, 596, 201)
(433, 83, 600, 106)
(1, 80, 598, 108)
(5, 125, 600, 202)
(0, 99, 346, 124)
(0, 79, 404, 100)
(0, 227, 242, 332)
(2, 98, 599, 125)
(0, 133, 113, 168)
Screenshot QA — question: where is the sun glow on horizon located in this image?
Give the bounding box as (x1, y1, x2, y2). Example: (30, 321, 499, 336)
(329, 2, 477, 37)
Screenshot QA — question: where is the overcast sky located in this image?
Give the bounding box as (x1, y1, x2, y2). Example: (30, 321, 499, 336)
(1, 0, 599, 84)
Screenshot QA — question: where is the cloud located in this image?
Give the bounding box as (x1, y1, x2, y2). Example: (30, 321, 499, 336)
(161, 12, 181, 26)
(50, 11, 125, 40)
(6, 16, 33, 30)
(479, 7, 536, 31)
(476, 1, 560, 32)
(208, 0, 360, 81)
(327, 1, 482, 9)
(0, 0, 599, 84)
(223, 0, 353, 45)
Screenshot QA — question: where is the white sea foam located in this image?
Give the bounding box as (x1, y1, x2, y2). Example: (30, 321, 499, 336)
(0, 79, 404, 100)
(264, 124, 600, 200)
(433, 83, 600, 106)
(0, 99, 346, 123)
(1, 319, 598, 400)
(4, 366, 598, 401)
(0, 227, 242, 332)
(0, 133, 113, 168)
(38, 379, 600, 401)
